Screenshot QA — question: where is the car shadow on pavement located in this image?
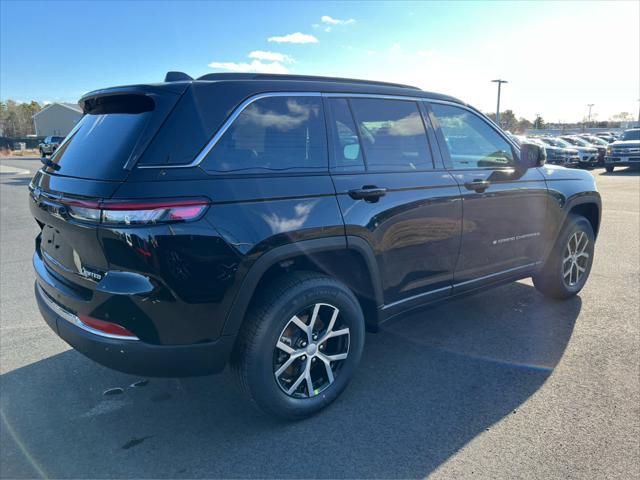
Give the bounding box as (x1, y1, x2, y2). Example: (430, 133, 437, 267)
(601, 167, 639, 176)
(1, 177, 32, 187)
(0, 281, 581, 479)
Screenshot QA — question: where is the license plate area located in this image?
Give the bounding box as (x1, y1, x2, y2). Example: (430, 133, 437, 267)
(41, 225, 80, 275)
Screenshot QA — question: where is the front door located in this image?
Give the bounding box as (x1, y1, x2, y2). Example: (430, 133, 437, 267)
(428, 102, 548, 290)
(326, 96, 462, 313)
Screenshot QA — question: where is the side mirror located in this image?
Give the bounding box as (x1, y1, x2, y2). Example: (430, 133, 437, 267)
(519, 143, 546, 168)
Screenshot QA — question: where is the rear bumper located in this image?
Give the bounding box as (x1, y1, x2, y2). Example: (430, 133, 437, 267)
(34, 281, 235, 377)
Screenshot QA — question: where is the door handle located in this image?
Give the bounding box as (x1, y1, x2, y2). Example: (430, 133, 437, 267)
(348, 186, 387, 202)
(463, 179, 491, 193)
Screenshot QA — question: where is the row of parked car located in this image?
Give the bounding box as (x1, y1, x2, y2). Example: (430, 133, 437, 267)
(509, 129, 640, 172)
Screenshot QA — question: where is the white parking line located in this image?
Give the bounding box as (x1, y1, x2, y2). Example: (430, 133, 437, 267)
(0, 165, 31, 175)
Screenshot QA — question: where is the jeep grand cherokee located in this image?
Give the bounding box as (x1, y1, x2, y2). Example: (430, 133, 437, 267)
(30, 72, 601, 418)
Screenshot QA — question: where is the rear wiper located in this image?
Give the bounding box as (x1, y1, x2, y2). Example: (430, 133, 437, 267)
(40, 158, 60, 171)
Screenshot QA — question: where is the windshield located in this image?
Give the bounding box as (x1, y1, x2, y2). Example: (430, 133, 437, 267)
(584, 136, 608, 146)
(562, 137, 590, 147)
(621, 129, 640, 141)
(540, 137, 570, 148)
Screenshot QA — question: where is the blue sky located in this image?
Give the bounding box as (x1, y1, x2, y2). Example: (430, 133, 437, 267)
(1, 1, 638, 122)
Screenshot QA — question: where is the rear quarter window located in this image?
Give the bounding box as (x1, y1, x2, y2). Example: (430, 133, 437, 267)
(201, 96, 327, 174)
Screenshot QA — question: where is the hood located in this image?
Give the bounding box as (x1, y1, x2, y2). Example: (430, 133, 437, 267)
(612, 140, 640, 147)
(572, 146, 598, 153)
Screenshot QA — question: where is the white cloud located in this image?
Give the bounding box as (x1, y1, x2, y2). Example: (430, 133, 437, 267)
(268, 32, 318, 44)
(248, 50, 294, 63)
(208, 59, 289, 74)
(389, 43, 402, 54)
(321, 15, 355, 25)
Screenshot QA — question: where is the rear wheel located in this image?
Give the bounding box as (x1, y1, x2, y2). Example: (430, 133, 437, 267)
(231, 271, 365, 419)
(605, 165, 614, 173)
(533, 215, 595, 299)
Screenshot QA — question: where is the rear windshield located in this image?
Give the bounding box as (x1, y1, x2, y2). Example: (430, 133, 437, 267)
(46, 92, 179, 181)
(50, 112, 151, 180)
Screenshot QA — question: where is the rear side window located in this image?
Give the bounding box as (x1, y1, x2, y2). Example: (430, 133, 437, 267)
(430, 103, 515, 169)
(203, 96, 327, 174)
(349, 98, 433, 171)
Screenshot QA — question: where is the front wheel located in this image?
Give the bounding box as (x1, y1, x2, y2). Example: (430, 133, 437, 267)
(40, 149, 46, 158)
(533, 215, 595, 299)
(231, 271, 365, 419)
(605, 165, 614, 173)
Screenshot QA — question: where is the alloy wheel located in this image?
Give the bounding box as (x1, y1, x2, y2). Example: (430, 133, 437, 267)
(563, 231, 590, 287)
(273, 303, 350, 398)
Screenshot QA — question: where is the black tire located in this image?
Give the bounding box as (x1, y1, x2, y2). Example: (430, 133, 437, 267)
(231, 271, 365, 419)
(40, 149, 46, 158)
(605, 165, 614, 173)
(533, 215, 595, 300)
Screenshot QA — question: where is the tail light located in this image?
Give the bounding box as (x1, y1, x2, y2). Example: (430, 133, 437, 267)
(63, 198, 209, 225)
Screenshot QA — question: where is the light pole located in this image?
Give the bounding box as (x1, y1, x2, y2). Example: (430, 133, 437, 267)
(587, 103, 594, 127)
(492, 79, 508, 126)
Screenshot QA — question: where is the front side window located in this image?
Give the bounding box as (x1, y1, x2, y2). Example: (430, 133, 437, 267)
(431, 103, 515, 169)
(204, 96, 327, 174)
(349, 98, 433, 171)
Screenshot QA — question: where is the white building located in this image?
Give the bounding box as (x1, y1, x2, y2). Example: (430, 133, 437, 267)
(32, 103, 82, 137)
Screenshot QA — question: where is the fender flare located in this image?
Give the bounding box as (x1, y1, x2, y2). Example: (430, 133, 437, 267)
(221, 236, 384, 337)
(562, 192, 602, 234)
(542, 192, 602, 265)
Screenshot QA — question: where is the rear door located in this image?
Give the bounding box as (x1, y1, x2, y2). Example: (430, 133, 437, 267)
(427, 102, 548, 290)
(326, 95, 462, 313)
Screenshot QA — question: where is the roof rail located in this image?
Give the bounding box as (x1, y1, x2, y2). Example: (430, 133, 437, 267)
(195, 72, 421, 90)
(164, 71, 193, 82)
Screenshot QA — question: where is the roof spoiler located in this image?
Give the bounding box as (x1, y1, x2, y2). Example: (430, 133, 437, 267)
(164, 71, 193, 82)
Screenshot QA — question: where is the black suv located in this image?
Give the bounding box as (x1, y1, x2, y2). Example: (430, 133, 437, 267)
(30, 73, 601, 418)
(39, 136, 65, 157)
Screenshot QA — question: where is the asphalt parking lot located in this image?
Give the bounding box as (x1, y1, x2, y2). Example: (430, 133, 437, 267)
(1, 157, 638, 479)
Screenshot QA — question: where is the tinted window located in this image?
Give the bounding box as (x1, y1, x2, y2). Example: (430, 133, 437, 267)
(622, 129, 640, 141)
(49, 112, 152, 180)
(204, 96, 327, 173)
(328, 98, 364, 172)
(431, 104, 514, 169)
(349, 98, 432, 171)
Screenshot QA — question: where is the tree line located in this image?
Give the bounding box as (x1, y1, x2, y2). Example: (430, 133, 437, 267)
(488, 109, 637, 133)
(0, 98, 635, 138)
(0, 100, 43, 137)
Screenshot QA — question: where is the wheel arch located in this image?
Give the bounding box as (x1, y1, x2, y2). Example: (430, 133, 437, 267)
(566, 195, 601, 238)
(222, 236, 384, 337)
